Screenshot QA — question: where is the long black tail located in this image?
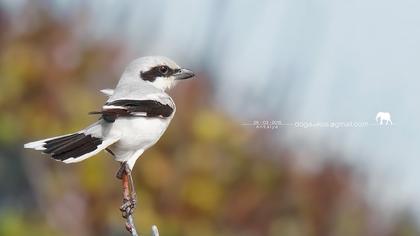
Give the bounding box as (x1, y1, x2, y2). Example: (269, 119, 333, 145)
(24, 133, 103, 162)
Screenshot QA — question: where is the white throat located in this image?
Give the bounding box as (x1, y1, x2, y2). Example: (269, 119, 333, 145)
(149, 77, 176, 91)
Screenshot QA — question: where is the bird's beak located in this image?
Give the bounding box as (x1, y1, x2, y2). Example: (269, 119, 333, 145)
(174, 68, 195, 80)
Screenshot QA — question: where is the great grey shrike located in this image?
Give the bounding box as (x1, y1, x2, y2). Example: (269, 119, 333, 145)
(24, 56, 195, 216)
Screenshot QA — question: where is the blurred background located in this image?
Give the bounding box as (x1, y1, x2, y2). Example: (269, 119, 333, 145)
(0, 0, 419, 235)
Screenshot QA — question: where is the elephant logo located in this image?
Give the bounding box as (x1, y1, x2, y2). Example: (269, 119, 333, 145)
(376, 112, 392, 125)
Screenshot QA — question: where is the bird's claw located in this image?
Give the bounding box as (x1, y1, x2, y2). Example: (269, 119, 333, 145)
(120, 197, 137, 218)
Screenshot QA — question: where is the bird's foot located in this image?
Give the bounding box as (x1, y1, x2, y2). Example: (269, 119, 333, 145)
(120, 196, 137, 218)
(118, 161, 137, 218)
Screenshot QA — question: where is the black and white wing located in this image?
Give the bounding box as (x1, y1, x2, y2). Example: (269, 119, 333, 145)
(90, 97, 175, 123)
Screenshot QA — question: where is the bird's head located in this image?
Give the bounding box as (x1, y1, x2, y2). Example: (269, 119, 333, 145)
(122, 56, 195, 91)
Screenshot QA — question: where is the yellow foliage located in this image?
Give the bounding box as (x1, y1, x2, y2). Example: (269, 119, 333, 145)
(181, 177, 222, 214)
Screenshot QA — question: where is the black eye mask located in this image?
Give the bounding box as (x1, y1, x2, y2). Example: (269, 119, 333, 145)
(140, 66, 180, 82)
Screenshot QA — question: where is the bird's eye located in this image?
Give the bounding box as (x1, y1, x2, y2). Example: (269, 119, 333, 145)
(159, 66, 169, 75)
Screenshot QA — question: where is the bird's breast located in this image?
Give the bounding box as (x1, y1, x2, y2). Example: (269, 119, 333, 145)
(110, 116, 173, 152)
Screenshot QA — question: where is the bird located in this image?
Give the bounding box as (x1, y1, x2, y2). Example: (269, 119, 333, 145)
(24, 56, 195, 216)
